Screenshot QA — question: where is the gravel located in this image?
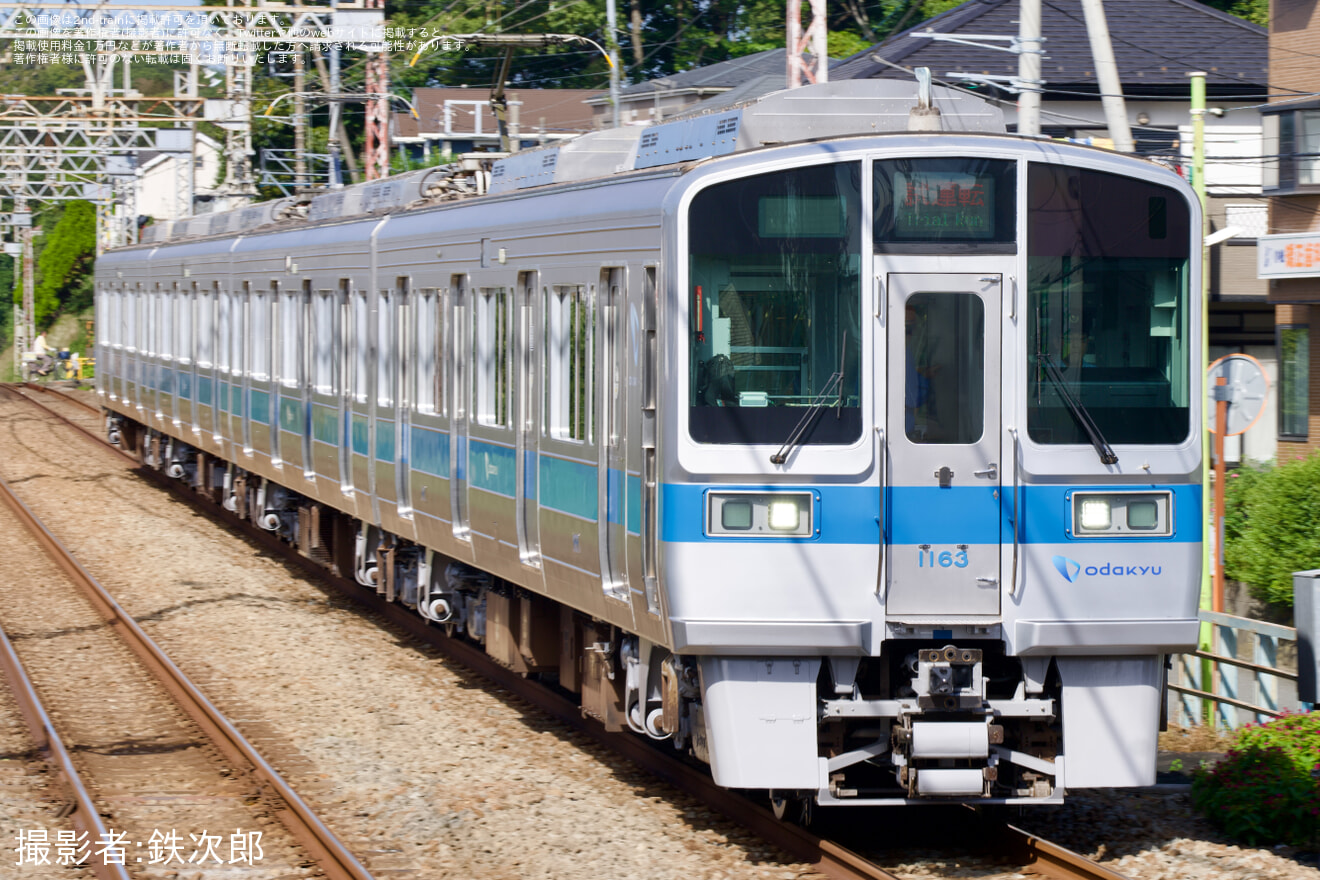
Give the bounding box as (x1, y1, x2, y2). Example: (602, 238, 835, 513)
(4, 389, 1318, 880)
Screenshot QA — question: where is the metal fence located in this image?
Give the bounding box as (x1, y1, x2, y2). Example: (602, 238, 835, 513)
(1168, 609, 1303, 729)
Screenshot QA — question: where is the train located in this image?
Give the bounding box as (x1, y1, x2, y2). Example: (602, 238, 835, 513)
(94, 78, 1202, 813)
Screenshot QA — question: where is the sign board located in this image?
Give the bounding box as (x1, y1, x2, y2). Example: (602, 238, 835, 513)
(1259, 232, 1320, 279)
(3, 243, 21, 256)
(155, 128, 192, 153)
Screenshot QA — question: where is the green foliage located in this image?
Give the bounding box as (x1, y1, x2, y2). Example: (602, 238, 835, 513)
(34, 201, 97, 329)
(1198, 0, 1268, 25)
(1224, 455, 1320, 607)
(1191, 712, 1320, 847)
(391, 148, 458, 175)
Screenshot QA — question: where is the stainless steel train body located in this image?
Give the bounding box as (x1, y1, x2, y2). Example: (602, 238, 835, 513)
(95, 82, 1202, 807)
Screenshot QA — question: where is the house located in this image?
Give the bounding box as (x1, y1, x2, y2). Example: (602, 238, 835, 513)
(586, 48, 836, 128)
(392, 87, 599, 156)
(835, 0, 1276, 462)
(135, 131, 223, 221)
(1257, 0, 1320, 460)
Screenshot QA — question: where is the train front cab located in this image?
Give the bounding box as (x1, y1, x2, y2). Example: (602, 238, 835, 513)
(663, 138, 1203, 806)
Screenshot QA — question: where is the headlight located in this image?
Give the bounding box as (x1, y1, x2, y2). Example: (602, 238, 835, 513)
(768, 500, 800, 531)
(1071, 491, 1172, 537)
(1078, 498, 1112, 531)
(707, 492, 813, 537)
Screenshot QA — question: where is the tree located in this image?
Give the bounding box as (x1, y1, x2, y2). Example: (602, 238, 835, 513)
(32, 201, 97, 328)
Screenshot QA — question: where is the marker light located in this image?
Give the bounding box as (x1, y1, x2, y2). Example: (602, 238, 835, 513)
(768, 500, 801, 531)
(1127, 500, 1158, 530)
(721, 500, 753, 531)
(1078, 498, 1112, 531)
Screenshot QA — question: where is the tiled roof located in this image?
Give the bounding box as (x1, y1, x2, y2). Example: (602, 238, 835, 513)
(832, 0, 1266, 94)
(612, 48, 836, 98)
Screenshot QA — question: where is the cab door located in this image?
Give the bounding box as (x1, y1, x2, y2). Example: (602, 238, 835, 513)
(884, 272, 1004, 617)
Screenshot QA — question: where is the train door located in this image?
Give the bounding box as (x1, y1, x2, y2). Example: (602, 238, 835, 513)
(216, 284, 234, 448)
(449, 275, 471, 540)
(300, 281, 314, 478)
(175, 283, 193, 429)
(144, 285, 160, 418)
(884, 272, 1004, 617)
(336, 280, 354, 495)
(371, 286, 395, 524)
(599, 268, 628, 601)
(309, 287, 340, 485)
(198, 283, 217, 441)
(235, 282, 251, 454)
(516, 271, 541, 566)
(396, 281, 413, 516)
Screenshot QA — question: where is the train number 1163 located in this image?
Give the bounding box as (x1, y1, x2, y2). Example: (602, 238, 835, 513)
(917, 546, 969, 568)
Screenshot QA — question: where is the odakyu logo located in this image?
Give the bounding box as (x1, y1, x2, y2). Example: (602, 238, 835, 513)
(1052, 555, 1162, 582)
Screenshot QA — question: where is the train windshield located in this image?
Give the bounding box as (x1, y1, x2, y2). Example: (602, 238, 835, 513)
(687, 162, 863, 445)
(1026, 164, 1192, 446)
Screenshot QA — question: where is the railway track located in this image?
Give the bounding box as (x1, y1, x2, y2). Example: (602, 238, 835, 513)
(6, 381, 1132, 880)
(0, 387, 374, 880)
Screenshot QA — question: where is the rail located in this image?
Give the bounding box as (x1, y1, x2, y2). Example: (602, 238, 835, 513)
(0, 618, 129, 880)
(1168, 608, 1303, 728)
(0, 429, 374, 880)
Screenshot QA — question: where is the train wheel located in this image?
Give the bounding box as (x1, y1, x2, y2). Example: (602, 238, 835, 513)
(769, 791, 813, 825)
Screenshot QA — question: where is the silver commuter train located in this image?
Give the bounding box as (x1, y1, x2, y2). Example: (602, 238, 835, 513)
(94, 80, 1202, 808)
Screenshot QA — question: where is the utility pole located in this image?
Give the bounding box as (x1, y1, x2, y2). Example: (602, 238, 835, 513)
(1017, 0, 1042, 136)
(786, 0, 828, 88)
(295, 0, 307, 186)
(1079, 0, 1133, 151)
(329, 0, 343, 187)
(606, 0, 621, 128)
(363, 0, 390, 180)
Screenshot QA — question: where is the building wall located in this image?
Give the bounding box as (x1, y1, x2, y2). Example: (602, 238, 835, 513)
(137, 139, 221, 221)
(1271, 0, 1320, 93)
(1267, 0, 1320, 459)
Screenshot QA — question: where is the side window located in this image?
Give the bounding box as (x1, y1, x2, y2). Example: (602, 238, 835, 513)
(146, 285, 158, 356)
(251, 283, 272, 380)
(545, 284, 593, 442)
(1280, 325, 1310, 439)
(157, 285, 171, 358)
(313, 290, 335, 394)
(474, 287, 509, 426)
(175, 283, 191, 364)
(280, 284, 300, 387)
(217, 287, 231, 372)
(352, 288, 369, 403)
(416, 288, 439, 414)
(234, 282, 249, 377)
(197, 284, 215, 368)
(377, 291, 395, 407)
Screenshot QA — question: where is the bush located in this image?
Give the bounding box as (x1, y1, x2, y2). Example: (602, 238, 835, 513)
(1191, 711, 1320, 846)
(1224, 454, 1320, 607)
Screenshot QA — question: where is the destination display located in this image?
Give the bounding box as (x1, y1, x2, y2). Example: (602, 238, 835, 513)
(893, 171, 996, 240)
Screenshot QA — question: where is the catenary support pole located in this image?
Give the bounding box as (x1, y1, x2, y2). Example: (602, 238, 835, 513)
(1017, 0, 1042, 136)
(1190, 70, 1215, 723)
(1079, 0, 1133, 151)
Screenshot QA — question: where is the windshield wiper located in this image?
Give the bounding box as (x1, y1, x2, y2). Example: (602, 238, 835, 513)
(1038, 355, 1118, 465)
(771, 333, 847, 465)
(770, 369, 843, 465)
